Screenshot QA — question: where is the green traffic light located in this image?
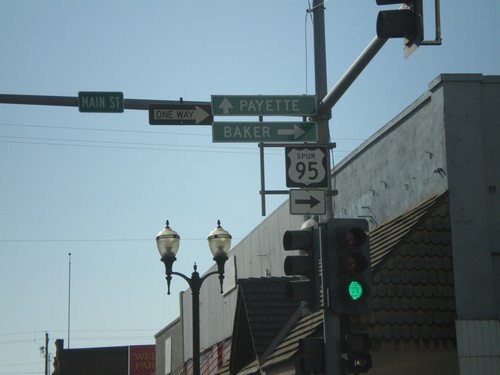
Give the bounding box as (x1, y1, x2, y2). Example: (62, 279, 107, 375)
(348, 280, 364, 300)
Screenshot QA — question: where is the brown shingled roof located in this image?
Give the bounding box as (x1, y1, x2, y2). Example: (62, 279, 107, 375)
(351, 192, 456, 352)
(369, 193, 447, 270)
(261, 311, 323, 373)
(229, 277, 302, 374)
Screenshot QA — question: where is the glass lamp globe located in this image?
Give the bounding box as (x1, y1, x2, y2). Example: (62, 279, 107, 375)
(156, 220, 180, 259)
(207, 220, 232, 258)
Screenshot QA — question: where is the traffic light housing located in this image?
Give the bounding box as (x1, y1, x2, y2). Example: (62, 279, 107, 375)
(341, 333, 372, 374)
(296, 337, 324, 374)
(376, 0, 423, 56)
(328, 219, 373, 314)
(283, 226, 321, 312)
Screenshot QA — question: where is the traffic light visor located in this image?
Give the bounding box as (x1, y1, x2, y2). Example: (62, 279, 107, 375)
(340, 253, 368, 275)
(284, 255, 312, 276)
(285, 280, 316, 306)
(283, 230, 313, 251)
(339, 227, 367, 250)
(376, 0, 406, 4)
(377, 9, 416, 38)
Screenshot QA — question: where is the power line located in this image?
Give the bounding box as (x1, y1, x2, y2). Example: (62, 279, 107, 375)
(1, 329, 157, 334)
(0, 361, 41, 367)
(0, 135, 264, 155)
(0, 329, 160, 337)
(0, 238, 152, 242)
(0, 237, 242, 243)
(0, 137, 351, 157)
(0, 328, 161, 346)
(0, 122, 361, 158)
(0, 336, 154, 345)
(0, 339, 38, 346)
(0, 122, 209, 137)
(0, 123, 358, 159)
(0, 121, 366, 141)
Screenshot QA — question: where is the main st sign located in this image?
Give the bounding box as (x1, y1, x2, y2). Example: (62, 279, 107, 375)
(78, 91, 123, 113)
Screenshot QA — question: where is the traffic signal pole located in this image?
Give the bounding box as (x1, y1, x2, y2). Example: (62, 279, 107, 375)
(311, 3, 332, 214)
(319, 36, 388, 114)
(310, 1, 392, 372)
(0, 94, 209, 110)
(310, 2, 343, 374)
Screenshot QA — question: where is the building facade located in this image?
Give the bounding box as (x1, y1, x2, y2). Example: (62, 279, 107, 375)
(53, 339, 155, 375)
(156, 74, 500, 375)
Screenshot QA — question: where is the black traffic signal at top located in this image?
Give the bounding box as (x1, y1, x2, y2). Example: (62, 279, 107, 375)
(376, 0, 423, 53)
(282, 226, 321, 312)
(328, 219, 373, 314)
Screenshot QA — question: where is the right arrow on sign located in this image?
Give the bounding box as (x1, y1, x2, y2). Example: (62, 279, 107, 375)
(295, 195, 321, 208)
(277, 125, 306, 140)
(290, 189, 326, 215)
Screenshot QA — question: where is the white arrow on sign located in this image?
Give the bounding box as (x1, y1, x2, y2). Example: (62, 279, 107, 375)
(192, 106, 211, 124)
(218, 97, 234, 115)
(277, 125, 306, 140)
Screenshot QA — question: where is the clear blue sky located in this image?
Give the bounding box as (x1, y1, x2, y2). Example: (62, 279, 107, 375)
(1, 1, 498, 374)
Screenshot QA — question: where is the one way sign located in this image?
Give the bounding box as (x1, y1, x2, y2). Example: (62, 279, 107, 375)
(149, 104, 213, 125)
(289, 189, 326, 215)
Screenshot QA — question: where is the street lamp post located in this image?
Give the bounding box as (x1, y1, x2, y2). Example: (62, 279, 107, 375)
(156, 220, 232, 375)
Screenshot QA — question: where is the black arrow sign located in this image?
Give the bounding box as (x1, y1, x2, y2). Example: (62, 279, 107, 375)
(290, 189, 326, 215)
(295, 195, 321, 208)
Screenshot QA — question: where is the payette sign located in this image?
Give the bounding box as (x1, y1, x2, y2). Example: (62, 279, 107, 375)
(211, 95, 316, 116)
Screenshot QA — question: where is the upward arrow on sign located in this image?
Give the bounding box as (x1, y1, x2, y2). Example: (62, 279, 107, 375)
(217, 98, 234, 115)
(211, 95, 317, 116)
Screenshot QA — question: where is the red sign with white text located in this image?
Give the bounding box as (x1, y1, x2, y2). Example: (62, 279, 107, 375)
(129, 345, 155, 375)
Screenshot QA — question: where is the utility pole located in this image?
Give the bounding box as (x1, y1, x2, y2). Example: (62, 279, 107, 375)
(45, 332, 49, 375)
(67, 253, 71, 349)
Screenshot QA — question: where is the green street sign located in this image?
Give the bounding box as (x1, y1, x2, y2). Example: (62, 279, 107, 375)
(212, 121, 317, 143)
(78, 91, 124, 113)
(211, 95, 316, 116)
